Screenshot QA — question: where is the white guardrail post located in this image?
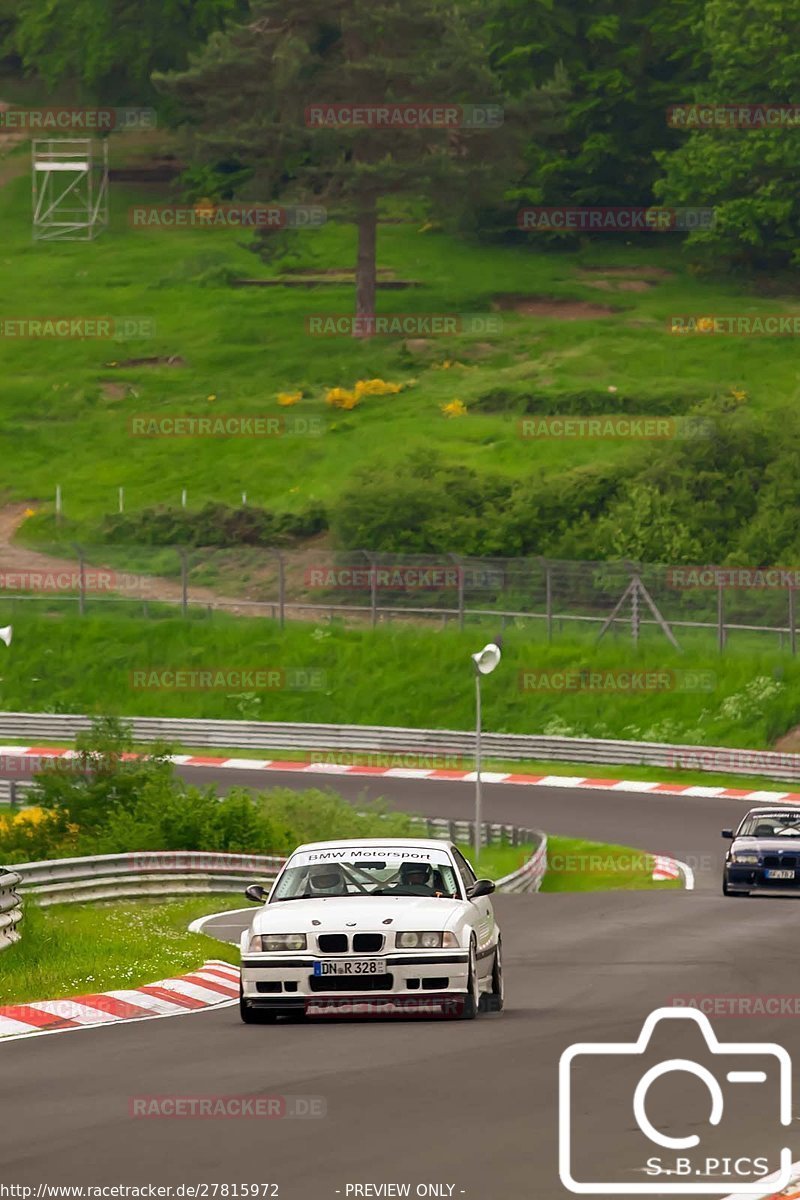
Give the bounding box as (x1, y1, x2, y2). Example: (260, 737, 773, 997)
(0, 868, 23, 951)
(0, 712, 795, 781)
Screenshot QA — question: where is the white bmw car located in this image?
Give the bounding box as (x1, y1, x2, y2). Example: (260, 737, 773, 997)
(238, 837, 503, 1022)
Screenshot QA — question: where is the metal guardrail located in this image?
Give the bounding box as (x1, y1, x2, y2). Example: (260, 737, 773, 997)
(0, 779, 34, 806)
(0, 868, 22, 951)
(13, 851, 286, 907)
(5, 822, 547, 950)
(0, 712, 796, 781)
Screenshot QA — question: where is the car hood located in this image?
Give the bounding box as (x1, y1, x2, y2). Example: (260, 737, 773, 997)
(732, 837, 800, 853)
(251, 894, 464, 933)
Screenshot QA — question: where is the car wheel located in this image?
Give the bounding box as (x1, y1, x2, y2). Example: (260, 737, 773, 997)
(459, 937, 480, 1020)
(239, 984, 278, 1024)
(480, 940, 504, 1014)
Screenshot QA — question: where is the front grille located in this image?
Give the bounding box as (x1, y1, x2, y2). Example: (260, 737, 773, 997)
(422, 978, 449, 990)
(763, 856, 797, 869)
(353, 933, 384, 952)
(256, 981, 282, 993)
(309, 974, 393, 993)
(317, 934, 348, 953)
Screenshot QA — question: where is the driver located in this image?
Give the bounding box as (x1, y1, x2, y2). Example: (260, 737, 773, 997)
(306, 864, 347, 896)
(391, 862, 434, 895)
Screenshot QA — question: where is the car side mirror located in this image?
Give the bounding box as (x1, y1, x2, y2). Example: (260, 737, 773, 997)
(245, 884, 268, 903)
(468, 878, 495, 899)
(721, 829, 733, 839)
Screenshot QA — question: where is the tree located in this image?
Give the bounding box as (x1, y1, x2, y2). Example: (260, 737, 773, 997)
(10, 0, 246, 105)
(655, 0, 800, 271)
(157, 0, 560, 334)
(487, 0, 706, 210)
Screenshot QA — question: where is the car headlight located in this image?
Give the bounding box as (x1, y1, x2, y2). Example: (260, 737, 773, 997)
(731, 853, 760, 865)
(395, 931, 459, 949)
(248, 933, 307, 952)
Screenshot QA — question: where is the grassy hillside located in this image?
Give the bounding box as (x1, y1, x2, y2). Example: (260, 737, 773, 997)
(0, 611, 795, 749)
(1, 152, 799, 547)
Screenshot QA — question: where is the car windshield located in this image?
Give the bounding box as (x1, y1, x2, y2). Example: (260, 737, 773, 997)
(270, 853, 461, 901)
(739, 814, 800, 837)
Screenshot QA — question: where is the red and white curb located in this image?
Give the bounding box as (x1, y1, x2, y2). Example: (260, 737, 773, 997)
(651, 853, 694, 890)
(0, 959, 239, 1043)
(0, 744, 798, 804)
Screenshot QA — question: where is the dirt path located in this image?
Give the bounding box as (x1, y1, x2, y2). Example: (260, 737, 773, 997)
(0, 504, 271, 618)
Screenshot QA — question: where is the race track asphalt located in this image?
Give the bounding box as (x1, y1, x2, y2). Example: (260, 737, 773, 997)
(2, 767, 799, 1199)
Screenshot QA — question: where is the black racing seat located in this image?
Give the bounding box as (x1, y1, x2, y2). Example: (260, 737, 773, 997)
(754, 823, 776, 837)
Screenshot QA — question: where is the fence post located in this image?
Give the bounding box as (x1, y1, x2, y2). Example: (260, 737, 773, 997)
(717, 583, 726, 652)
(790, 586, 797, 657)
(276, 551, 286, 630)
(454, 556, 465, 631)
(73, 545, 86, 616)
(545, 562, 553, 643)
(55, 484, 62, 527)
(180, 548, 188, 617)
(367, 553, 377, 628)
(9, 781, 17, 811)
(118, 486, 124, 514)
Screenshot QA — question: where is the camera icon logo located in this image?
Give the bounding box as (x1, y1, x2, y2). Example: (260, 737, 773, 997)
(559, 1007, 793, 1194)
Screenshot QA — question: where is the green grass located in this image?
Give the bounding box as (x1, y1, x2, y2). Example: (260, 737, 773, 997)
(456, 841, 535, 880)
(0, 894, 242, 1005)
(539, 835, 682, 892)
(1, 144, 799, 536)
(0, 611, 796, 753)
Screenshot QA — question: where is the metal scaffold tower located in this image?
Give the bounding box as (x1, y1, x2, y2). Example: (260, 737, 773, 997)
(32, 139, 109, 241)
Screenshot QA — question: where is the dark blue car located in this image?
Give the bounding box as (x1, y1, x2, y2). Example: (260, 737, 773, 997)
(722, 808, 800, 896)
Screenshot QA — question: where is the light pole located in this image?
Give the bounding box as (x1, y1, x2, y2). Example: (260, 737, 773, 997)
(471, 641, 501, 864)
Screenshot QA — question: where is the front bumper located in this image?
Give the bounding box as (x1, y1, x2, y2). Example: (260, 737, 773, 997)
(241, 950, 470, 1013)
(725, 865, 800, 893)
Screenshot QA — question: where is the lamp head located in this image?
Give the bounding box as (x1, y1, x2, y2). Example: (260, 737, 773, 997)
(471, 642, 501, 675)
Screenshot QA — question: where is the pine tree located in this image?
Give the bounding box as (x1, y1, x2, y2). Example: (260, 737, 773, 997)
(158, 0, 547, 334)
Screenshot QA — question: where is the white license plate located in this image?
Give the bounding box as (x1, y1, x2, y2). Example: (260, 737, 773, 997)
(766, 869, 795, 879)
(314, 959, 386, 976)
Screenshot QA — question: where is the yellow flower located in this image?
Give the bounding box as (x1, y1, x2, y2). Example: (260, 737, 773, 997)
(730, 388, 748, 402)
(326, 387, 359, 409)
(207, 394, 216, 402)
(441, 398, 467, 418)
(353, 379, 402, 398)
(277, 390, 302, 406)
(23, 508, 36, 519)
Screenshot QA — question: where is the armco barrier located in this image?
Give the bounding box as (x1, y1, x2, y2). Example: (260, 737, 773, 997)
(0, 868, 22, 951)
(4, 827, 547, 946)
(0, 712, 795, 781)
(13, 850, 286, 907)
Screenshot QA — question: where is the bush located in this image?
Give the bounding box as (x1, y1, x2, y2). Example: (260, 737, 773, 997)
(0, 717, 414, 863)
(96, 502, 327, 548)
